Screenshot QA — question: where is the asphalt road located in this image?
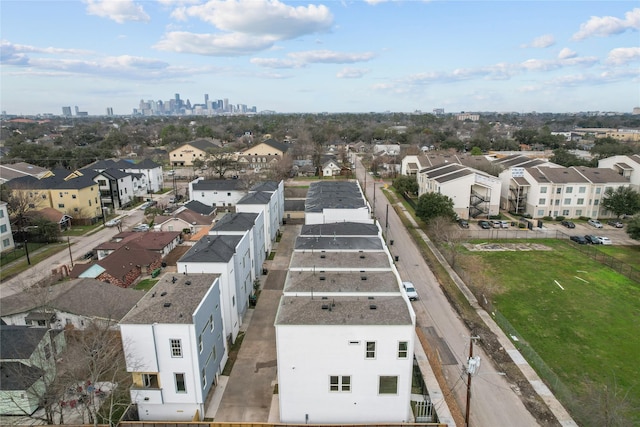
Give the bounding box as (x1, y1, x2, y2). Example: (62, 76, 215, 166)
(0, 192, 175, 298)
(355, 160, 539, 427)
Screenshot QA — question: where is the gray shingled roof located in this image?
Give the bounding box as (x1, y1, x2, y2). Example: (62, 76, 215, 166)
(120, 274, 220, 325)
(251, 181, 280, 192)
(192, 179, 243, 191)
(237, 191, 271, 205)
(179, 234, 242, 263)
(305, 181, 365, 212)
(184, 200, 216, 215)
(0, 362, 43, 390)
(0, 325, 49, 360)
(212, 212, 258, 232)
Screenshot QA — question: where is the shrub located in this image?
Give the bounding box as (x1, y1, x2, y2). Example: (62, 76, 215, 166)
(542, 216, 554, 221)
(555, 216, 565, 221)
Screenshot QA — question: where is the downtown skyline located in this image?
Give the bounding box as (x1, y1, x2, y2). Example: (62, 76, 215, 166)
(1, 1, 639, 116)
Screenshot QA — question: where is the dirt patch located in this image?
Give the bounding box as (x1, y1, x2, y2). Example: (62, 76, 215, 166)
(464, 242, 553, 252)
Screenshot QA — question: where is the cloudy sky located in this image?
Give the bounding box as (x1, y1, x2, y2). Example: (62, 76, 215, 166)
(1, 0, 639, 116)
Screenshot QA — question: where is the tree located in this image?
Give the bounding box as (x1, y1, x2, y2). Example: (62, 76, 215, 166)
(268, 153, 293, 181)
(626, 215, 640, 240)
(469, 146, 483, 155)
(601, 187, 640, 218)
(428, 215, 463, 268)
(205, 147, 238, 179)
(1, 185, 42, 232)
(392, 175, 418, 196)
(415, 192, 456, 224)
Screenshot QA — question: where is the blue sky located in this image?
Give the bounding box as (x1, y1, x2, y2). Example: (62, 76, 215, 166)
(1, 0, 639, 116)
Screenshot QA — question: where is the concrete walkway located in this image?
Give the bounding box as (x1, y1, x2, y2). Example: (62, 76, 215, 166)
(209, 225, 298, 421)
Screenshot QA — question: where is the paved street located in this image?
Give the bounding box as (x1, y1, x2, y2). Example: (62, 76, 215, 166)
(356, 159, 543, 427)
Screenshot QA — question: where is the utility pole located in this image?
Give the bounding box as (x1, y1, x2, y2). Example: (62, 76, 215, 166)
(67, 236, 74, 268)
(24, 239, 31, 265)
(465, 335, 481, 427)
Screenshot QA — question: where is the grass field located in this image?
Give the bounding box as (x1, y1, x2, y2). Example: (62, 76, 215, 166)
(460, 240, 640, 424)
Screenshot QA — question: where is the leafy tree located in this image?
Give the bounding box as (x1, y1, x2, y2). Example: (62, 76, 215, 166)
(469, 146, 483, 155)
(31, 216, 62, 243)
(550, 148, 594, 167)
(513, 128, 538, 145)
(601, 187, 640, 218)
(392, 175, 418, 196)
(626, 215, 640, 240)
(415, 192, 456, 224)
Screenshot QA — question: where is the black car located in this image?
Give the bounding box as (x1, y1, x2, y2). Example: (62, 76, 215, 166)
(570, 235, 588, 244)
(458, 219, 469, 228)
(478, 220, 491, 229)
(584, 235, 601, 244)
(607, 220, 623, 228)
(561, 220, 576, 228)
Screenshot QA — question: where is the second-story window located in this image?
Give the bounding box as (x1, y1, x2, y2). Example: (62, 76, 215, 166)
(170, 339, 182, 357)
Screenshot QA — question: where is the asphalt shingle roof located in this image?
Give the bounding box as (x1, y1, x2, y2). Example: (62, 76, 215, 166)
(179, 235, 242, 263)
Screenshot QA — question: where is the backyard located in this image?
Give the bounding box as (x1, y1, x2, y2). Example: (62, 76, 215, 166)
(457, 240, 640, 425)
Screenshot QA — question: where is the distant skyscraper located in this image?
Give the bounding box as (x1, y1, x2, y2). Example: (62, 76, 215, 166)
(62, 106, 72, 116)
(74, 106, 80, 115)
(223, 98, 229, 112)
(204, 94, 209, 106)
(106, 107, 114, 116)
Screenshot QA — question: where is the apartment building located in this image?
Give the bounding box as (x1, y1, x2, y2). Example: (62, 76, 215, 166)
(236, 181, 284, 254)
(499, 166, 631, 219)
(120, 274, 227, 421)
(188, 178, 246, 209)
(417, 163, 501, 219)
(0, 201, 15, 253)
(304, 181, 371, 225)
(598, 154, 640, 190)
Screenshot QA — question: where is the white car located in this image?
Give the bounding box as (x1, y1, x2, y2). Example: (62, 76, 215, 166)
(596, 236, 612, 245)
(132, 224, 150, 232)
(588, 219, 603, 228)
(105, 218, 121, 227)
(402, 281, 419, 301)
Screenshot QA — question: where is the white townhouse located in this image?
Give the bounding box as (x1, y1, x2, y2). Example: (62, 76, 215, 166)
(209, 212, 266, 283)
(177, 234, 253, 343)
(304, 181, 372, 225)
(0, 201, 15, 253)
(276, 219, 417, 423)
(598, 154, 640, 190)
(499, 166, 631, 219)
(417, 163, 501, 219)
(188, 178, 246, 209)
(87, 168, 135, 210)
(120, 274, 227, 421)
(86, 158, 164, 194)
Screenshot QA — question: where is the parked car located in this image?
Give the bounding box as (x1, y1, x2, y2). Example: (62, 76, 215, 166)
(491, 220, 502, 228)
(607, 220, 623, 228)
(458, 219, 469, 229)
(561, 220, 576, 228)
(132, 224, 150, 232)
(570, 235, 588, 244)
(587, 219, 603, 228)
(584, 235, 601, 244)
(478, 220, 491, 229)
(596, 236, 612, 245)
(402, 281, 419, 301)
(105, 218, 121, 227)
(167, 170, 175, 176)
(82, 251, 95, 260)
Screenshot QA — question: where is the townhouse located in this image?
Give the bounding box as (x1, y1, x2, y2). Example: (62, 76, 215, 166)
(236, 180, 284, 254)
(188, 178, 246, 209)
(304, 181, 371, 224)
(0, 201, 15, 252)
(120, 274, 227, 421)
(499, 166, 631, 219)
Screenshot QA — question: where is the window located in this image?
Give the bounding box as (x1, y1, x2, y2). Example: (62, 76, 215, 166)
(98, 179, 107, 186)
(72, 194, 77, 199)
(58, 204, 65, 208)
(595, 188, 601, 194)
(579, 187, 586, 193)
(142, 373, 159, 388)
(379, 376, 398, 394)
(556, 188, 561, 194)
(170, 339, 182, 357)
(2, 238, 9, 247)
(540, 187, 547, 194)
(59, 192, 63, 198)
(576, 209, 583, 216)
(566, 187, 573, 194)
(175, 373, 186, 393)
(29, 203, 35, 209)
(365, 341, 376, 359)
(554, 200, 560, 206)
(44, 344, 51, 359)
(577, 198, 584, 205)
(227, 192, 231, 196)
(594, 200, 599, 206)
(198, 335, 203, 353)
(398, 341, 408, 358)
(537, 209, 545, 217)
(0, 210, 3, 218)
(330, 375, 351, 392)
(538, 198, 545, 205)
(201, 368, 207, 387)
(88, 200, 92, 206)
(0, 225, 6, 233)
(564, 198, 571, 205)
(210, 314, 214, 331)
(562, 210, 569, 216)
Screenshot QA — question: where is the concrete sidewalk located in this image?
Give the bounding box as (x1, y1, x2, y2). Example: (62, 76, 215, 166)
(207, 225, 298, 421)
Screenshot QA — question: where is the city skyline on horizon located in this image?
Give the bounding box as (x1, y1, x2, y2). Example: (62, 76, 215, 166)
(1, 1, 638, 116)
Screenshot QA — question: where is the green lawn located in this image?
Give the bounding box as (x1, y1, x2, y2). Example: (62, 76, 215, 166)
(134, 278, 158, 290)
(464, 240, 640, 424)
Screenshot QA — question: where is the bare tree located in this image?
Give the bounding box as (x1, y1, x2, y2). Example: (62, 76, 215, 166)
(578, 374, 638, 427)
(205, 147, 239, 179)
(1, 185, 42, 232)
(428, 216, 463, 268)
(268, 153, 293, 181)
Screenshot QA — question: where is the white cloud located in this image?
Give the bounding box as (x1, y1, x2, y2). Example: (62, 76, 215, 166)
(179, 0, 333, 39)
(606, 47, 640, 65)
(84, 0, 150, 23)
(558, 48, 577, 59)
(252, 49, 375, 68)
(336, 67, 369, 78)
(572, 8, 640, 40)
(522, 34, 555, 48)
(154, 31, 277, 56)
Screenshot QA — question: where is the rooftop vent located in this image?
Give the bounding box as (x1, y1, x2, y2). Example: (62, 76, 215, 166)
(321, 304, 329, 310)
(160, 291, 167, 296)
(361, 276, 367, 280)
(369, 304, 377, 310)
(163, 302, 171, 308)
(320, 254, 326, 259)
(319, 276, 326, 281)
(185, 281, 191, 286)
(359, 254, 365, 259)
(368, 296, 374, 300)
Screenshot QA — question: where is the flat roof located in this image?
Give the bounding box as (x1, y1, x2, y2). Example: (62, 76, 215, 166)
(285, 271, 400, 293)
(120, 274, 219, 324)
(295, 236, 383, 251)
(290, 251, 391, 270)
(276, 295, 412, 326)
(300, 222, 379, 236)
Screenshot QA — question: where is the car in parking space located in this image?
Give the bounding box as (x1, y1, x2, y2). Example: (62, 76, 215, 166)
(570, 235, 588, 244)
(607, 220, 623, 228)
(458, 219, 469, 228)
(105, 218, 121, 227)
(402, 281, 419, 301)
(596, 236, 612, 245)
(561, 220, 576, 228)
(478, 220, 491, 229)
(132, 224, 150, 232)
(584, 235, 601, 244)
(587, 219, 603, 228)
